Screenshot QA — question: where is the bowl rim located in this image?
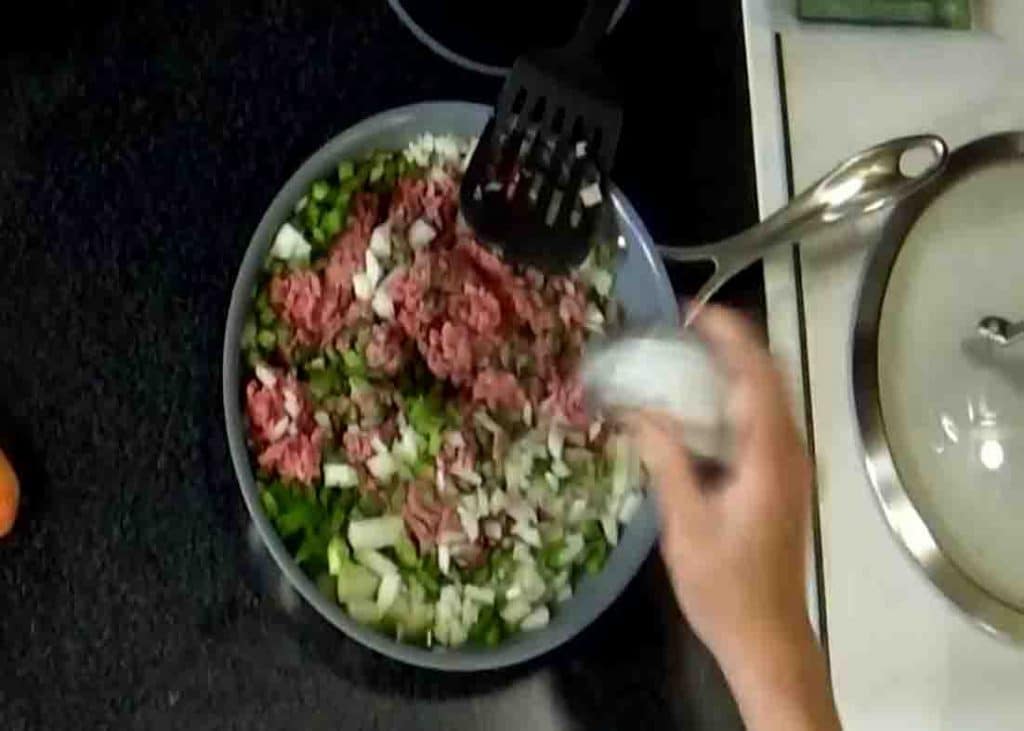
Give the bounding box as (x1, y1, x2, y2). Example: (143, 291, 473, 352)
(222, 100, 667, 670)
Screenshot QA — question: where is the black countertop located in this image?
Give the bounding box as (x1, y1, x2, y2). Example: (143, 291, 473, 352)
(0, 2, 760, 728)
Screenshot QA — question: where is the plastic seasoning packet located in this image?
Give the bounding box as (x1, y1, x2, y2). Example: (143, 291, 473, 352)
(579, 328, 732, 464)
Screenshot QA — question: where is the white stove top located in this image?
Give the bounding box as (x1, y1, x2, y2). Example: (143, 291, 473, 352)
(742, 2, 1024, 728)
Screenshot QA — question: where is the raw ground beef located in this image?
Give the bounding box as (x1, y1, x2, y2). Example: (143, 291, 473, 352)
(247, 167, 599, 487)
(270, 193, 379, 347)
(403, 480, 444, 551)
(245, 369, 323, 484)
(390, 230, 588, 417)
(365, 322, 407, 376)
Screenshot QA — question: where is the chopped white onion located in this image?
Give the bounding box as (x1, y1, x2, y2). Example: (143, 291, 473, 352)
(365, 249, 383, 289)
(433, 134, 462, 163)
(475, 487, 489, 517)
(348, 516, 405, 550)
(591, 269, 614, 298)
(436, 460, 447, 493)
(600, 514, 619, 546)
(366, 451, 398, 482)
(445, 430, 466, 449)
(489, 489, 508, 515)
(567, 498, 588, 525)
(618, 490, 643, 525)
(371, 288, 394, 320)
(323, 462, 358, 489)
(355, 548, 399, 577)
(393, 426, 421, 465)
(512, 522, 542, 548)
(483, 519, 503, 541)
(353, 272, 373, 301)
(438, 544, 451, 576)
(506, 498, 536, 526)
(559, 534, 585, 565)
(518, 564, 546, 602)
(584, 303, 606, 334)
(282, 389, 300, 419)
(522, 401, 533, 427)
(473, 410, 504, 436)
(547, 424, 565, 461)
(438, 530, 465, 546)
(451, 466, 483, 487)
(457, 505, 480, 543)
(407, 218, 437, 249)
(254, 363, 276, 387)
(313, 410, 332, 430)
(463, 585, 496, 605)
(520, 606, 550, 631)
(376, 573, 401, 613)
(269, 416, 289, 441)
(369, 221, 392, 258)
(270, 222, 311, 262)
(579, 182, 603, 208)
(460, 594, 481, 628)
(511, 541, 534, 564)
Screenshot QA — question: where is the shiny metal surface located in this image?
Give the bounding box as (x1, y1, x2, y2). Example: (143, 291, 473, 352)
(659, 134, 948, 319)
(852, 131, 1024, 643)
(977, 315, 1024, 346)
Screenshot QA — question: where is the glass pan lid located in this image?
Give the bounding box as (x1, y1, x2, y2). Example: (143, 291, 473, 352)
(854, 132, 1024, 641)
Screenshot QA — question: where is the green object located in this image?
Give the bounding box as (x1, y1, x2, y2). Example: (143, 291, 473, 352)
(311, 180, 331, 201)
(321, 208, 343, 238)
(356, 492, 385, 518)
(336, 561, 380, 603)
(337, 160, 355, 180)
(308, 366, 341, 400)
(584, 536, 609, 575)
(394, 534, 420, 569)
(259, 488, 279, 519)
(414, 567, 441, 599)
(346, 598, 382, 625)
(327, 535, 350, 575)
(303, 201, 322, 229)
(276, 501, 318, 538)
(342, 349, 368, 377)
(581, 519, 603, 543)
(799, 0, 971, 28)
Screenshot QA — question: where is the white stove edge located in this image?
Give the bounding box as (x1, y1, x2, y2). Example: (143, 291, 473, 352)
(741, 0, 822, 636)
(742, 1, 1024, 729)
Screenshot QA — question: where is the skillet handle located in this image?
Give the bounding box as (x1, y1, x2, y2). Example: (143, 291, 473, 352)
(658, 134, 949, 323)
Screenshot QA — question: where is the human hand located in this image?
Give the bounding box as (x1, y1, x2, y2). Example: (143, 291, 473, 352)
(622, 306, 839, 730)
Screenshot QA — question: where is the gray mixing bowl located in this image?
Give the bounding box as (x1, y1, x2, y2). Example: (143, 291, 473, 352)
(223, 101, 678, 670)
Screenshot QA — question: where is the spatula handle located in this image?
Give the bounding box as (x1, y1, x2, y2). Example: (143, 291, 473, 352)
(565, 0, 622, 55)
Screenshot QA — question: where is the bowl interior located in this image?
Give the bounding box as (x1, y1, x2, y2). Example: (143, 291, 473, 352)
(223, 101, 678, 670)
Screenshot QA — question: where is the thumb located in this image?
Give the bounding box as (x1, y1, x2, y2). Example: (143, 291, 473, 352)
(620, 411, 707, 536)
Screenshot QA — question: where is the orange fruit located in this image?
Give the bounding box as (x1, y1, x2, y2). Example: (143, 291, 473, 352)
(0, 449, 19, 537)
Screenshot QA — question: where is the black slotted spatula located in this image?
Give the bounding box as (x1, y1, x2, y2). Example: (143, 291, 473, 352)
(460, 0, 624, 273)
